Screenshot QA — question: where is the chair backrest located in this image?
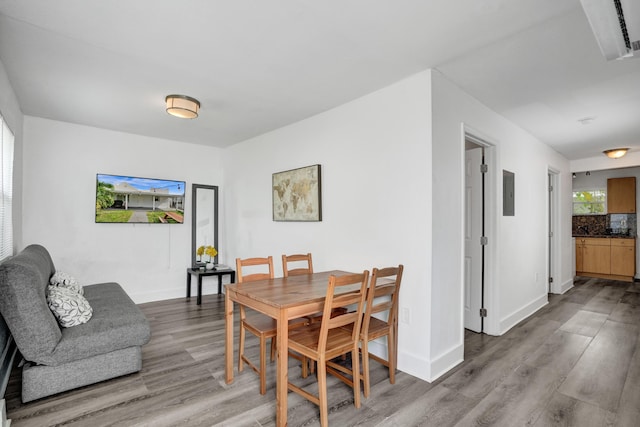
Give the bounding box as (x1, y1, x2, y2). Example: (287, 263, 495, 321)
(362, 265, 404, 333)
(236, 256, 274, 283)
(282, 253, 313, 277)
(317, 271, 369, 352)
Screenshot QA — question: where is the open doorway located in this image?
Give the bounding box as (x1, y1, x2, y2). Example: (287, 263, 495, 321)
(464, 140, 484, 332)
(548, 170, 560, 293)
(464, 131, 496, 335)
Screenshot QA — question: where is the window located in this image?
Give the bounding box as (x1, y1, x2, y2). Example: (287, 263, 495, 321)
(573, 190, 606, 215)
(0, 113, 14, 261)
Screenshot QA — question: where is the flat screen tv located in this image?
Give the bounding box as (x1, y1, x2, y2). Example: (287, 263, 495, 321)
(95, 173, 185, 224)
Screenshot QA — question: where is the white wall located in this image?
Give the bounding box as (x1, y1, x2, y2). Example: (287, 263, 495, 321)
(0, 59, 24, 253)
(224, 71, 434, 381)
(15, 67, 574, 384)
(21, 117, 224, 303)
(429, 70, 572, 378)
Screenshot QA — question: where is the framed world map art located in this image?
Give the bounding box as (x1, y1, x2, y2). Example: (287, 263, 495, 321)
(272, 164, 322, 221)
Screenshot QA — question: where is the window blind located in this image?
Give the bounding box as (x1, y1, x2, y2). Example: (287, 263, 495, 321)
(0, 114, 14, 261)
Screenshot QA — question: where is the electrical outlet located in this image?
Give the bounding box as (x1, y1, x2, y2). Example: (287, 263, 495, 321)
(535, 272, 540, 282)
(400, 307, 410, 324)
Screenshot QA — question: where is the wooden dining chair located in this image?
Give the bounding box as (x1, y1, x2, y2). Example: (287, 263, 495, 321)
(282, 253, 313, 277)
(359, 264, 404, 397)
(236, 256, 277, 395)
(287, 271, 370, 427)
(283, 253, 346, 327)
(236, 256, 308, 394)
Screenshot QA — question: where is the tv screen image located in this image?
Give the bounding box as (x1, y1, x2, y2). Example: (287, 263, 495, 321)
(95, 174, 185, 224)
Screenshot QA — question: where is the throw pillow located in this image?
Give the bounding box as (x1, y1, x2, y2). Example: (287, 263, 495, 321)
(49, 271, 84, 295)
(46, 285, 93, 327)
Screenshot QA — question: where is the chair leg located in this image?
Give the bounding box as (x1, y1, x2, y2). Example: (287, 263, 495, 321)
(361, 339, 371, 398)
(238, 323, 246, 372)
(259, 334, 267, 395)
(388, 330, 396, 385)
(270, 336, 276, 362)
(351, 347, 361, 409)
(317, 358, 329, 427)
(301, 356, 308, 378)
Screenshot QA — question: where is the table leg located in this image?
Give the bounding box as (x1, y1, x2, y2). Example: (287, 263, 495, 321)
(186, 272, 191, 298)
(225, 292, 234, 384)
(218, 275, 223, 294)
(276, 308, 288, 426)
(197, 276, 203, 305)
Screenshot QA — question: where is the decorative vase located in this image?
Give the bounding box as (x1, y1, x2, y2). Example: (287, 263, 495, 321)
(206, 262, 215, 270)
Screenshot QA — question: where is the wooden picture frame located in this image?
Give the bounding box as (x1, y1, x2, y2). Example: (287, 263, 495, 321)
(272, 164, 322, 221)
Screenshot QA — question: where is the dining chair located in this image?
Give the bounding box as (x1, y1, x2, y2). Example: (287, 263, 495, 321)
(359, 264, 404, 397)
(282, 253, 313, 277)
(283, 253, 346, 327)
(287, 271, 370, 427)
(236, 256, 278, 395)
(236, 256, 308, 395)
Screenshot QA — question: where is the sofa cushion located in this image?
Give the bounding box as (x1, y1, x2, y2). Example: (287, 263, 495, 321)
(46, 285, 93, 327)
(0, 245, 61, 364)
(50, 271, 84, 295)
(37, 282, 151, 366)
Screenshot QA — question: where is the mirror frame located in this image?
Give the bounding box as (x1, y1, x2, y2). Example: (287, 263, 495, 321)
(191, 184, 219, 268)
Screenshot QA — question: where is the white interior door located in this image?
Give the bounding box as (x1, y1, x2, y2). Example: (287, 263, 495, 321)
(464, 146, 483, 332)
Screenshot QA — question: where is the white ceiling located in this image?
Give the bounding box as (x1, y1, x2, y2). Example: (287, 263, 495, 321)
(1, 0, 639, 160)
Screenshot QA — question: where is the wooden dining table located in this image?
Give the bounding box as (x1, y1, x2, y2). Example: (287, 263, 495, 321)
(225, 270, 362, 426)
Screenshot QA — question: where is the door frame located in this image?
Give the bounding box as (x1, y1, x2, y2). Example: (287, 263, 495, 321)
(547, 169, 561, 293)
(463, 143, 484, 332)
(462, 124, 498, 336)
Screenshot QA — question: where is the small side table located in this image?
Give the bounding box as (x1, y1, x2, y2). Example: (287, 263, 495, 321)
(186, 267, 236, 305)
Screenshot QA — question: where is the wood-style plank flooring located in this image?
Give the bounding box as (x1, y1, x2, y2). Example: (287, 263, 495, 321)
(5, 276, 640, 426)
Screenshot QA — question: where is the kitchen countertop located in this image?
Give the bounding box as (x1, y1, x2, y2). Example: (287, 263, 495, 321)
(572, 234, 636, 238)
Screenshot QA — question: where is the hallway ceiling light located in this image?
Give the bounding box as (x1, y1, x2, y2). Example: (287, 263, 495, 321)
(165, 95, 200, 119)
(603, 148, 629, 159)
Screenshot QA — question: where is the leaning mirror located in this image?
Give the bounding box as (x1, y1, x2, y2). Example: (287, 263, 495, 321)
(191, 184, 219, 268)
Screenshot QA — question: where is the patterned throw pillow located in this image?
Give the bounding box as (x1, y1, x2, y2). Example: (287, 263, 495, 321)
(49, 271, 83, 295)
(46, 285, 93, 327)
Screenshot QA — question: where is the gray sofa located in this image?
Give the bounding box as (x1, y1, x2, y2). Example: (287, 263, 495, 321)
(0, 244, 151, 402)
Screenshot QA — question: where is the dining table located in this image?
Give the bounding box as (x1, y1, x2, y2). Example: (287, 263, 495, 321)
(225, 269, 372, 426)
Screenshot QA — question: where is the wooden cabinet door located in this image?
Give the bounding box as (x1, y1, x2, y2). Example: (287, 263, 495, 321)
(575, 240, 584, 272)
(607, 177, 636, 213)
(611, 239, 635, 277)
(583, 241, 611, 274)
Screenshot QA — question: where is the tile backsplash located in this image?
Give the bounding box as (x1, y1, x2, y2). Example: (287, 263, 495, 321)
(572, 214, 637, 236)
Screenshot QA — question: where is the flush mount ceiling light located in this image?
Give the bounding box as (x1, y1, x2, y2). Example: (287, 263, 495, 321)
(603, 148, 629, 159)
(165, 95, 200, 119)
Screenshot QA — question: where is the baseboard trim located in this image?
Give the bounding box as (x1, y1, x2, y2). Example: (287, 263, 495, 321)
(428, 343, 464, 382)
(499, 294, 548, 334)
(396, 347, 432, 383)
(558, 278, 574, 294)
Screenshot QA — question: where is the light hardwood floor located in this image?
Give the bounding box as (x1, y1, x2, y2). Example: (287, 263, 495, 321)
(5, 276, 640, 426)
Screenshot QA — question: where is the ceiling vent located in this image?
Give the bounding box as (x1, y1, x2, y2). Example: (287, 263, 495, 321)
(580, 0, 640, 60)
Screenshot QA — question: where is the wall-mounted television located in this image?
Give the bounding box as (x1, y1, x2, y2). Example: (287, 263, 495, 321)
(95, 174, 185, 224)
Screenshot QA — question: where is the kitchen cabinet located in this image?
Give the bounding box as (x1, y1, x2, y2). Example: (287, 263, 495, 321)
(582, 238, 611, 274)
(575, 239, 584, 272)
(575, 237, 636, 282)
(611, 238, 635, 277)
(607, 177, 636, 213)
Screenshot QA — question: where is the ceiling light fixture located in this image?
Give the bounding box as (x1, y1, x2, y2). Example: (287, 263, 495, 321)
(603, 148, 629, 159)
(165, 95, 200, 119)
